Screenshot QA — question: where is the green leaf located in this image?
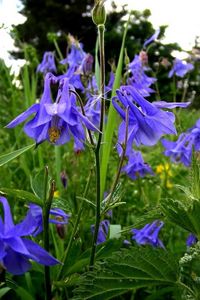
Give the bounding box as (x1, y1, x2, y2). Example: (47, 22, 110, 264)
(0, 144, 35, 167)
(160, 197, 200, 235)
(30, 169, 50, 200)
(0, 287, 11, 297)
(0, 188, 42, 205)
(76, 196, 96, 208)
(100, 15, 130, 200)
(15, 286, 35, 300)
(72, 246, 179, 300)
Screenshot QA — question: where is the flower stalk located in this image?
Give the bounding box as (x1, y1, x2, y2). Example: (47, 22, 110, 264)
(89, 22, 105, 268)
(42, 167, 56, 300)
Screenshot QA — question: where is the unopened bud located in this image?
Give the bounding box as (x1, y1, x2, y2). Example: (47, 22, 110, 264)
(56, 223, 66, 239)
(60, 171, 68, 189)
(139, 50, 148, 65)
(92, 0, 106, 26)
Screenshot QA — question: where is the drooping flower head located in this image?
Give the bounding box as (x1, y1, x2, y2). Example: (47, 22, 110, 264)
(16, 203, 70, 237)
(37, 51, 57, 74)
(168, 58, 194, 78)
(186, 233, 198, 247)
(60, 34, 86, 68)
(122, 150, 153, 180)
(113, 85, 177, 151)
(0, 197, 59, 275)
(162, 133, 193, 167)
(190, 119, 200, 151)
(91, 219, 110, 245)
(128, 55, 156, 96)
(6, 73, 98, 150)
(131, 220, 164, 248)
(143, 29, 160, 48)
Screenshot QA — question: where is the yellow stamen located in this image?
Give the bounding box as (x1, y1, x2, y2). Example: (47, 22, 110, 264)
(48, 127, 61, 143)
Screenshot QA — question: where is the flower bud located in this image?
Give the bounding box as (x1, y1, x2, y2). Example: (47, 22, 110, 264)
(92, 0, 106, 26)
(60, 170, 68, 189)
(56, 223, 66, 239)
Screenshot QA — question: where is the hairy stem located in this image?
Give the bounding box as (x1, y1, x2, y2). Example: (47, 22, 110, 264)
(89, 24, 105, 268)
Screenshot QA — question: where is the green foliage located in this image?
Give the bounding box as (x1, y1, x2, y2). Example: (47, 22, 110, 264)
(0, 144, 35, 167)
(161, 153, 200, 238)
(72, 246, 179, 300)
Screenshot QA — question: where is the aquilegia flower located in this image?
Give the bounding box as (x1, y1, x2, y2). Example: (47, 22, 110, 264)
(6, 73, 98, 149)
(128, 55, 156, 97)
(37, 51, 57, 74)
(131, 220, 164, 248)
(0, 197, 59, 275)
(16, 203, 70, 237)
(122, 150, 153, 180)
(113, 85, 177, 149)
(168, 58, 194, 78)
(60, 36, 86, 68)
(143, 29, 160, 48)
(162, 133, 193, 167)
(91, 219, 110, 245)
(186, 233, 198, 247)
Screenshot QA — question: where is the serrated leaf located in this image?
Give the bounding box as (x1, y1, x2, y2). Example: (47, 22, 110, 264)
(72, 246, 179, 300)
(161, 198, 200, 235)
(0, 188, 42, 205)
(0, 144, 35, 167)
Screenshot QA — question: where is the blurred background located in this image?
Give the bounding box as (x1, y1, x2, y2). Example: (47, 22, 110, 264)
(1, 0, 200, 106)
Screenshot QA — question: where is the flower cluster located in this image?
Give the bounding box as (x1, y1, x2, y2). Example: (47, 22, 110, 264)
(112, 30, 191, 181)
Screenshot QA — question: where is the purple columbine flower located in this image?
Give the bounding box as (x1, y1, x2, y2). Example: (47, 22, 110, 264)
(186, 233, 198, 247)
(91, 220, 110, 245)
(0, 197, 59, 275)
(143, 29, 160, 48)
(37, 51, 57, 74)
(60, 35, 86, 68)
(168, 58, 194, 78)
(113, 85, 177, 148)
(16, 203, 70, 237)
(6, 73, 98, 149)
(190, 119, 200, 151)
(122, 150, 153, 180)
(131, 220, 164, 248)
(76, 53, 94, 75)
(162, 133, 193, 167)
(128, 55, 156, 97)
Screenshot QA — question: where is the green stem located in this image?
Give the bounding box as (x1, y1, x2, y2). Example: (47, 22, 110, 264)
(42, 167, 55, 300)
(57, 169, 92, 280)
(89, 24, 105, 268)
(53, 39, 64, 61)
(55, 146, 62, 191)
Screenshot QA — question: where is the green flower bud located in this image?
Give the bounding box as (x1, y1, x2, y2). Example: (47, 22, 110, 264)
(92, 0, 106, 26)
